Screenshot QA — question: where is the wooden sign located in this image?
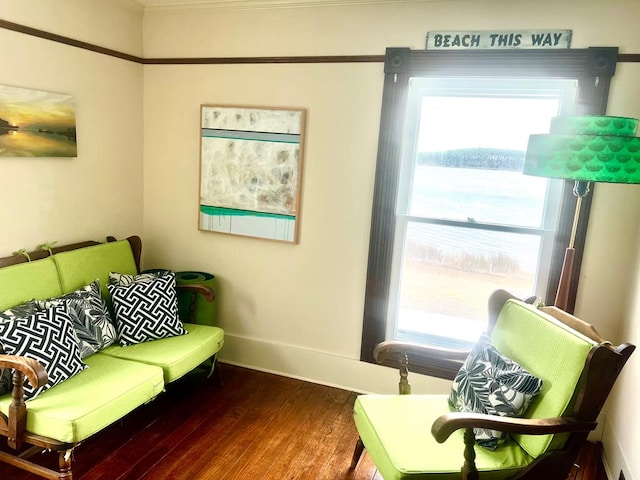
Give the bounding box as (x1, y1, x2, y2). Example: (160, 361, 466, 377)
(426, 30, 571, 50)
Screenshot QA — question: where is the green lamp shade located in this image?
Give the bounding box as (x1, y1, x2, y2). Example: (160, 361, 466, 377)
(524, 116, 640, 184)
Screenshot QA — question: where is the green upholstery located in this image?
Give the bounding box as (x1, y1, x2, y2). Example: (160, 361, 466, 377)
(0, 258, 62, 311)
(354, 395, 533, 480)
(53, 240, 138, 299)
(99, 323, 224, 383)
(353, 298, 598, 480)
(0, 354, 164, 444)
(490, 300, 595, 457)
(0, 236, 225, 478)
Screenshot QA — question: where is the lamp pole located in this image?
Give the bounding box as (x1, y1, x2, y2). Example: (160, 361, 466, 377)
(554, 181, 590, 311)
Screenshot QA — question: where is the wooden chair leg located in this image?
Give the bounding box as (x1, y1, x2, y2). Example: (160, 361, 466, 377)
(462, 428, 478, 480)
(59, 448, 74, 479)
(207, 354, 223, 386)
(350, 437, 365, 469)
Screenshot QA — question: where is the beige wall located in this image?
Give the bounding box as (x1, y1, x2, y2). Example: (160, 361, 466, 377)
(588, 62, 640, 480)
(142, 1, 640, 478)
(0, 0, 144, 255)
(1, 0, 639, 477)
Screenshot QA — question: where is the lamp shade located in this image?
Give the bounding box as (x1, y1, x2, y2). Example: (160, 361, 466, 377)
(524, 116, 640, 184)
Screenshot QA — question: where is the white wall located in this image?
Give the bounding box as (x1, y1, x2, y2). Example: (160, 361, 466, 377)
(585, 62, 640, 480)
(0, 0, 144, 255)
(142, 0, 640, 477)
(1, 0, 639, 477)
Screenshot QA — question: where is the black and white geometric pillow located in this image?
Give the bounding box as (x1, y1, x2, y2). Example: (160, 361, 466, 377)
(449, 334, 543, 450)
(35, 280, 117, 358)
(0, 300, 40, 396)
(108, 272, 187, 347)
(0, 305, 88, 400)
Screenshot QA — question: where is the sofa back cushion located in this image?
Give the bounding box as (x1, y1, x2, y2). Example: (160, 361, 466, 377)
(490, 300, 595, 459)
(54, 240, 138, 300)
(0, 258, 63, 311)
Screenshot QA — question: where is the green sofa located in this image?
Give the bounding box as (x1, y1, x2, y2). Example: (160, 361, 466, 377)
(0, 237, 224, 479)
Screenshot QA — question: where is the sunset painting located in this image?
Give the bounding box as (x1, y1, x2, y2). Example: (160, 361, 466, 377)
(0, 84, 77, 157)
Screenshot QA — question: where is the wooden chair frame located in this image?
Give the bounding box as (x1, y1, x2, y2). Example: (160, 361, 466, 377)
(351, 290, 635, 480)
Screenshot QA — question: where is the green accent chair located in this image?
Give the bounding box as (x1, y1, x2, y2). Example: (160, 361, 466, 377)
(351, 290, 634, 480)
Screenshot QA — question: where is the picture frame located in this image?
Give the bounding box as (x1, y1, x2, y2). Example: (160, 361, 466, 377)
(198, 105, 306, 243)
(0, 84, 77, 157)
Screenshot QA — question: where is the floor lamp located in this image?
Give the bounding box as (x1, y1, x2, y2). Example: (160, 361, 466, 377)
(523, 115, 640, 311)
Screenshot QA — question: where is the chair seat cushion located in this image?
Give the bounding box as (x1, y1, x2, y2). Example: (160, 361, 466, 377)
(99, 323, 224, 383)
(0, 353, 164, 444)
(354, 394, 534, 480)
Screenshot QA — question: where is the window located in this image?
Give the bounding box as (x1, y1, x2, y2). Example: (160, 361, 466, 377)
(388, 77, 576, 348)
(361, 47, 618, 374)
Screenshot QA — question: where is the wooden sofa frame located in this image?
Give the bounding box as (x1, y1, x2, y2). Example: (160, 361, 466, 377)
(0, 236, 216, 479)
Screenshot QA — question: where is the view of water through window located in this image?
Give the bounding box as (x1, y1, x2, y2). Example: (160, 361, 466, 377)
(392, 81, 575, 347)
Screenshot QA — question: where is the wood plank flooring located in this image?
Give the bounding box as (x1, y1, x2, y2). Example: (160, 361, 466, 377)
(0, 364, 605, 480)
(0, 364, 380, 480)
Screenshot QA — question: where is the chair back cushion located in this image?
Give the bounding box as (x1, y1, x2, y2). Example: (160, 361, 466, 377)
(490, 299, 595, 458)
(0, 258, 63, 311)
(53, 240, 138, 301)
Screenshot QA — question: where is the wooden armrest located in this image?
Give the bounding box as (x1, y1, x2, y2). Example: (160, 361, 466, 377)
(176, 284, 215, 302)
(374, 341, 470, 364)
(431, 412, 597, 443)
(0, 355, 48, 450)
(0, 355, 48, 391)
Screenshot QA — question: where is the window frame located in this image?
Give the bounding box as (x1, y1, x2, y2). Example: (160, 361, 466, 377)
(361, 47, 618, 375)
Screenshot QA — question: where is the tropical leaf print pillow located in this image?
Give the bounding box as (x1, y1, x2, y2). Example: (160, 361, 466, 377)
(449, 334, 543, 450)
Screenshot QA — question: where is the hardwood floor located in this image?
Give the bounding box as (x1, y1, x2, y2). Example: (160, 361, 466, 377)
(0, 364, 380, 480)
(0, 364, 604, 480)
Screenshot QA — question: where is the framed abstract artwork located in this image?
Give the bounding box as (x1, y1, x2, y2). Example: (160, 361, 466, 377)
(0, 84, 77, 157)
(199, 105, 306, 243)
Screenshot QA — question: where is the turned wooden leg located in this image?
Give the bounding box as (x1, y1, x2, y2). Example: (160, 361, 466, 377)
(461, 428, 478, 480)
(59, 448, 74, 479)
(350, 437, 365, 469)
(8, 370, 27, 450)
(207, 354, 224, 386)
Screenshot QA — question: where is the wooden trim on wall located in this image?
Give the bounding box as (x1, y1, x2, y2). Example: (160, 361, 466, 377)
(1, 18, 639, 65)
(0, 18, 382, 65)
(144, 55, 385, 64)
(0, 19, 144, 63)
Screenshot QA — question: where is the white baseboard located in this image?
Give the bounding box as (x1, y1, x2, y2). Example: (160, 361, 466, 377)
(218, 333, 452, 395)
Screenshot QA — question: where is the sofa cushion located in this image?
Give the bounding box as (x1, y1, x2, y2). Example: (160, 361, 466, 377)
(0, 305, 87, 399)
(354, 395, 534, 480)
(35, 280, 117, 358)
(0, 353, 164, 444)
(490, 300, 595, 458)
(449, 334, 542, 450)
(0, 257, 62, 311)
(108, 272, 187, 347)
(100, 323, 224, 383)
(53, 240, 138, 300)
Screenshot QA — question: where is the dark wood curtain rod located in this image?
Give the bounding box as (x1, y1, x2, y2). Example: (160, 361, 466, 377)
(1, 18, 639, 65)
